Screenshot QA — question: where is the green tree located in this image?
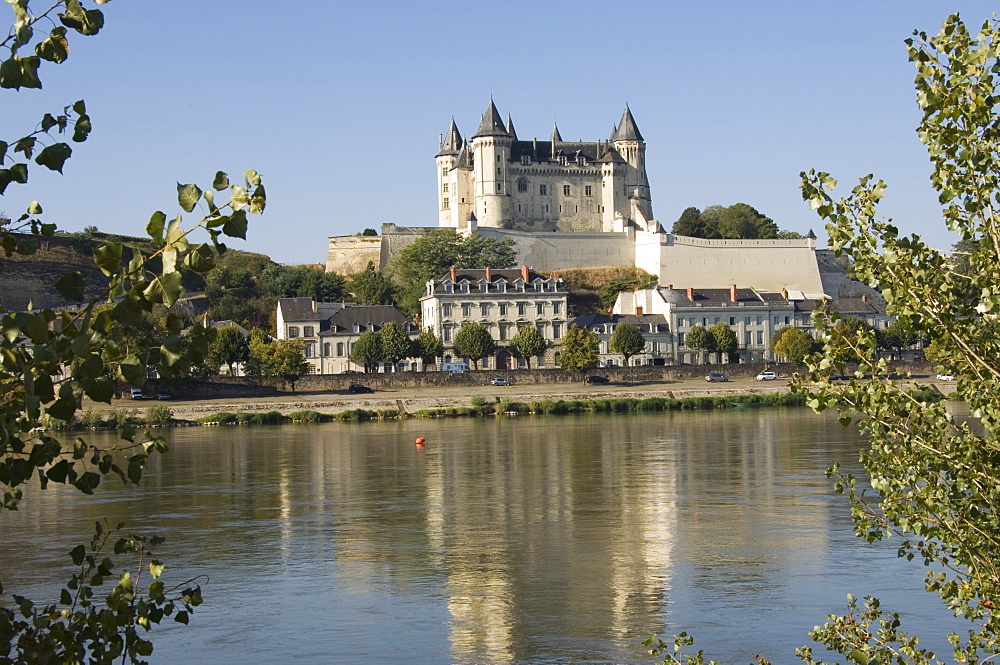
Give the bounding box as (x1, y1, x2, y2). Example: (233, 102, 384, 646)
(771, 326, 814, 364)
(348, 260, 394, 306)
(708, 321, 738, 363)
(717, 202, 779, 239)
(208, 325, 248, 376)
(790, 13, 1000, 665)
(388, 229, 517, 316)
(350, 330, 382, 373)
(558, 324, 599, 375)
(415, 328, 443, 369)
(244, 329, 271, 379)
(671, 206, 706, 237)
(684, 325, 714, 363)
(608, 322, 645, 366)
(453, 321, 497, 370)
(509, 326, 547, 369)
(379, 321, 411, 371)
(265, 338, 310, 391)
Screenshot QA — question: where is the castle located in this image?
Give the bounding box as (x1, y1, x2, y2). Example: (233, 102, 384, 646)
(436, 101, 655, 233)
(326, 101, 868, 301)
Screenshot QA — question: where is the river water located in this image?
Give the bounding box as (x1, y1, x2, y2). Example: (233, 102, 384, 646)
(1, 410, 961, 664)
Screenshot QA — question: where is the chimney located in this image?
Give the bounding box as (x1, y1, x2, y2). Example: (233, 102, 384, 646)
(687, 287, 694, 301)
(521, 265, 530, 282)
(667, 284, 673, 290)
(730, 284, 738, 303)
(486, 266, 492, 282)
(635, 306, 643, 316)
(312, 299, 317, 312)
(862, 294, 868, 303)
(450, 266, 456, 282)
(781, 287, 788, 300)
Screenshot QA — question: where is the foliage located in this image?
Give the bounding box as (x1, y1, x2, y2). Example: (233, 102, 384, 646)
(557, 265, 657, 315)
(348, 260, 394, 306)
(242, 329, 270, 379)
(509, 326, 547, 369)
(787, 12, 1000, 665)
(452, 321, 496, 370)
(379, 321, 411, 370)
(0, 521, 203, 665)
(349, 330, 382, 373)
(207, 325, 247, 376)
(415, 329, 443, 367)
(684, 325, 714, 360)
(771, 326, 815, 364)
(608, 322, 645, 366)
(387, 229, 517, 316)
(875, 318, 920, 358)
(262, 339, 309, 391)
(558, 324, 599, 374)
(708, 322, 738, 363)
(671, 203, 782, 239)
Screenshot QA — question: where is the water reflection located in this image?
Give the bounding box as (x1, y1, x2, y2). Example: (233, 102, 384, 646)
(0, 410, 957, 664)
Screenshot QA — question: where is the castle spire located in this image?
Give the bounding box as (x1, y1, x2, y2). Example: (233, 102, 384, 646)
(506, 113, 518, 140)
(436, 118, 463, 157)
(472, 99, 510, 138)
(611, 105, 643, 142)
(551, 123, 563, 143)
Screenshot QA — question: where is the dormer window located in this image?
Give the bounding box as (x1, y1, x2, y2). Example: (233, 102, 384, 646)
(548, 281, 557, 292)
(498, 282, 507, 293)
(516, 283, 525, 293)
(445, 283, 453, 293)
(534, 282, 542, 292)
(461, 282, 469, 293)
(479, 282, 487, 293)
(353, 324, 361, 333)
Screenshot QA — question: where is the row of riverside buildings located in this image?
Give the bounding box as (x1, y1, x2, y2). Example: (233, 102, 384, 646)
(275, 265, 891, 375)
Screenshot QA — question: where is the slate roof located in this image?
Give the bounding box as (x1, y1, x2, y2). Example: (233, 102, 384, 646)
(657, 287, 775, 306)
(506, 114, 517, 140)
(551, 124, 563, 142)
(570, 313, 669, 333)
(472, 100, 510, 139)
(321, 305, 412, 336)
(437, 119, 463, 157)
(611, 106, 643, 142)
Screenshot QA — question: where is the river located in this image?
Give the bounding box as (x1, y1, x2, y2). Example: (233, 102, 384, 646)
(0, 409, 961, 664)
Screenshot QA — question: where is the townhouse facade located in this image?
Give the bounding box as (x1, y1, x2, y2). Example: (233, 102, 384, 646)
(420, 266, 568, 369)
(276, 298, 418, 374)
(568, 313, 672, 367)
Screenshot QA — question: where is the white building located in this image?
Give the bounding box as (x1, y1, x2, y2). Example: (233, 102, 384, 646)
(275, 298, 418, 374)
(420, 266, 568, 369)
(568, 313, 672, 367)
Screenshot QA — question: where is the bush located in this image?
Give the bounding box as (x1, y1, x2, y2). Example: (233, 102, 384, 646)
(144, 404, 173, 426)
(197, 412, 239, 425)
(470, 394, 489, 408)
(288, 410, 330, 422)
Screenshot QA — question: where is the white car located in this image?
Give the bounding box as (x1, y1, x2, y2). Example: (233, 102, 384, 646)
(756, 371, 777, 381)
(936, 373, 956, 381)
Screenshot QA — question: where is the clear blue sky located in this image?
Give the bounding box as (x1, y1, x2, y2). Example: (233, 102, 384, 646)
(5, 1, 997, 265)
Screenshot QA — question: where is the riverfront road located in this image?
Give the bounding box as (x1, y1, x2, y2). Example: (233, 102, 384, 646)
(94, 374, 954, 422)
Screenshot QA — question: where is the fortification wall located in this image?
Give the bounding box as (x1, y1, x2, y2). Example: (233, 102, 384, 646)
(649, 234, 823, 293)
(325, 235, 382, 274)
(476, 228, 636, 271)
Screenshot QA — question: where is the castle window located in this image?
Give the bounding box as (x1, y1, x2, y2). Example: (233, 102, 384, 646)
(442, 197, 450, 209)
(497, 182, 503, 192)
(558, 205, 562, 213)
(441, 168, 447, 178)
(517, 179, 528, 193)
(521, 155, 529, 165)
(539, 184, 548, 195)
(585, 186, 593, 196)
(497, 155, 501, 163)
(442, 182, 449, 193)
(563, 185, 570, 196)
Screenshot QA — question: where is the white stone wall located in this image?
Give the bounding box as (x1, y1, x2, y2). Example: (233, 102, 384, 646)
(325, 236, 383, 274)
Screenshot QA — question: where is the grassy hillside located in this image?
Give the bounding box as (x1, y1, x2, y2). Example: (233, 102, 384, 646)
(552, 266, 658, 316)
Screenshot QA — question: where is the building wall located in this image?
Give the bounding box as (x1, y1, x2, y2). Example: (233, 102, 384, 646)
(476, 227, 638, 271)
(325, 235, 383, 274)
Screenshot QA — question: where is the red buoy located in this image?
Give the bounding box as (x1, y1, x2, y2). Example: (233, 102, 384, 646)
(415, 437, 426, 447)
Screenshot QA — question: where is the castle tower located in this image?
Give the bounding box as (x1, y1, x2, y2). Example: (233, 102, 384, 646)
(436, 119, 463, 227)
(610, 106, 653, 225)
(470, 100, 512, 228)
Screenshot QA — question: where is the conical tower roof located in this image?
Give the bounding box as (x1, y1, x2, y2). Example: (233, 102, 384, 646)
(611, 105, 643, 142)
(551, 123, 563, 143)
(454, 141, 473, 169)
(436, 118, 463, 157)
(472, 100, 510, 138)
(506, 114, 518, 140)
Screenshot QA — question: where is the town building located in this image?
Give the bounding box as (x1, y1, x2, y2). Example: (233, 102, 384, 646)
(420, 266, 567, 369)
(275, 298, 418, 374)
(567, 313, 671, 367)
(615, 286, 890, 364)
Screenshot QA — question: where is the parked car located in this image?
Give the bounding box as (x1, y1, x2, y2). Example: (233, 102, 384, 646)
(129, 388, 144, 400)
(706, 373, 728, 382)
(155, 392, 171, 401)
(348, 383, 374, 394)
(490, 377, 512, 386)
(756, 371, 777, 381)
(585, 375, 610, 384)
(936, 373, 956, 381)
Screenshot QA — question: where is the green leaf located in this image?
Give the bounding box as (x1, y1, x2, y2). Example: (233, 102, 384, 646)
(223, 209, 247, 239)
(70, 544, 86, 566)
(213, 171, 229, 190)
(35, 143, 73, 173)
(18, 56, 41, 89)
(146, 211, 166, 244)
(14, 136, 36, 157)
(41, 113, 58, 131)
(27, 200, 42, 214)
(72, 113, 91, 142)
(143, 271, 183, 307)
(93, 242, 122, 276)
(35, 26, 69, 63)
(111, 296, 145, 328)
(9, 163, 28, 183)
(0, 57, 23, 89)
(59, 1, 105, 36)
(54, 271, 85, 301)
(177, 182, 202, 213)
